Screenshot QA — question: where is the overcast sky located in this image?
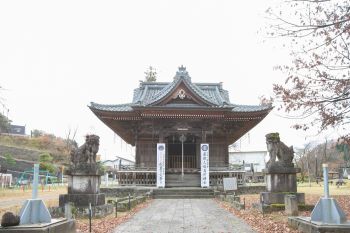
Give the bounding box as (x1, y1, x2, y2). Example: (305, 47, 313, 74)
(0, 1, 339, 161)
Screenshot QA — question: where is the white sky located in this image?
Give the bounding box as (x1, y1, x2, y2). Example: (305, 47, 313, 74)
(0, 1, 339, 161)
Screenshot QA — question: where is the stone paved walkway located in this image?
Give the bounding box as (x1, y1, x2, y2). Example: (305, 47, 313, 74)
(113, 199, 256, 233)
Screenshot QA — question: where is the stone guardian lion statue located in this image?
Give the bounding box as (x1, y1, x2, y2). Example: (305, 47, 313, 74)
(71, 134, 100, 165)
(265, 133, 294, 168)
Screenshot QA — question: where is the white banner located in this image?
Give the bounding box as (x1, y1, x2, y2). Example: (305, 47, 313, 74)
(157, 143, 166, 188)
(201, 143, 210, 188)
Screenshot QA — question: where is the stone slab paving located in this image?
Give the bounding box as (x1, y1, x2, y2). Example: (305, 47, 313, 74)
(113, 199, 256, 233)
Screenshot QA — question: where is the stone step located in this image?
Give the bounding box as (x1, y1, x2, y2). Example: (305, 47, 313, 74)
(154, 194, 213, 199)
(153, 192, 214, 195)
(165, 174, 201, 187)
(153, 187, 214, 199)
(166, 183, 200, 188)
(153, 189, 213, 194)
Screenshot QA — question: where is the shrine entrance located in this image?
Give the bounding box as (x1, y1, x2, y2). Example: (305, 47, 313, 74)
(167, 134, 198, 171)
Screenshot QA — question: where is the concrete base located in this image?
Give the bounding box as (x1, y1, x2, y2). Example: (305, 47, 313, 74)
(19, 199, 51, 225)
(0, 218, 76, 233)
(311, 198, 347, 224)
(252, 202, 314, 213)
(59, 193, 105, 207)
(289, 216, 350, 233)
(260, 192, 305, 205)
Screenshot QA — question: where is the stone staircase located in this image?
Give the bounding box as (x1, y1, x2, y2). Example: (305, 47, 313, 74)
(165, 173, 200, 187)
(153, 187, 214, 199)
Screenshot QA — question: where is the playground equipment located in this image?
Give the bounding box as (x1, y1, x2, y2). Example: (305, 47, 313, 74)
(0, 173, 12, 188)
(16, 168, 58, 186)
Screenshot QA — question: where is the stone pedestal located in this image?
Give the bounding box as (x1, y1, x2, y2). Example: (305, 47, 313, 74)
(261, 192, 305, 205)
(264, 166, 298, 192)
(260, 166, 305, 205)
(59, 164, 106, 208)
(59, 193, 106, 207)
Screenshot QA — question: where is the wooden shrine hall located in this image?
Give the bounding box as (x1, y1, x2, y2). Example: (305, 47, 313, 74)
(89, 66, 272, 187)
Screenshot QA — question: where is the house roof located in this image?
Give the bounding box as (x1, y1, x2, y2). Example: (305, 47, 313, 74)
(102, 156, 135, 164)
(90, 66, 272, 113)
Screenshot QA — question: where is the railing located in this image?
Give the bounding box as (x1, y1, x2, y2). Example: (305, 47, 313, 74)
(116, 171, 156, 186)
(116, 169, 245, 186)
(167, 155, 197, 169)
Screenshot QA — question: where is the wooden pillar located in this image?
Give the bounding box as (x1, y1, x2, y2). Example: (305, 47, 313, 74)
(134, 127, 139, 168)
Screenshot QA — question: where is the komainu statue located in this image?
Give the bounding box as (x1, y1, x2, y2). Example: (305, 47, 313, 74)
(71, 134, 100, 165)
(265, 133, 294, 168)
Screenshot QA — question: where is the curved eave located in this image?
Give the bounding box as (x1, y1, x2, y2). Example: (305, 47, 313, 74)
(89, 103, 273, 146)
(89, 103, 272, 120)
(89, 102, 133, 112)
(89, 105, 136, 145)
(226, 107, 273, 144)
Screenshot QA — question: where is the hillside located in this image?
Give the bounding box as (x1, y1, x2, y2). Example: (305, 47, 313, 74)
(0, 134, 72, 174)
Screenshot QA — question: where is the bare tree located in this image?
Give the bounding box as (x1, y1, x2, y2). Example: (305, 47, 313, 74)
(266, 1, 350, 139)
(65, 126, 78, 152)
(295, 142, 313, 184)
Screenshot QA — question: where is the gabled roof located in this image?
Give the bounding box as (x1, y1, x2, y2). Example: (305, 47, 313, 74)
(90, 66, 272, 113)
(133, 66, 223, 106)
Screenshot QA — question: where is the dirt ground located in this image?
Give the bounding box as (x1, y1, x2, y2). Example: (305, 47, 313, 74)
(219, 181, 350, 233)
(0, 186, 67, 218)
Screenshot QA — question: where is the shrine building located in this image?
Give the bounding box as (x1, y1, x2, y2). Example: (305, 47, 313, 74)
(89, 66, 272, 187)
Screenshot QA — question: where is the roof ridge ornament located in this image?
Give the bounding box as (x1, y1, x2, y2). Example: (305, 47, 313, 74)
(174, 65, 191, 82)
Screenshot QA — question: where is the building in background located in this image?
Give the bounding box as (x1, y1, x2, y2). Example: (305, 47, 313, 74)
(229, 150, 267, 182)
(9, 124, 26, 136)
(102, 156, 135, 170)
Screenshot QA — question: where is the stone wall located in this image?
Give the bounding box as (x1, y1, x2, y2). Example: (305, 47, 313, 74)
(101, 187, 155, 198)
(215, 185, 265, 195)
(101, 185, 264, 198)
(235, 185, 266, 194)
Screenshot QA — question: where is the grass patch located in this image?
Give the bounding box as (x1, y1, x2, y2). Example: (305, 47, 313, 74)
(297, 180, 350, 195)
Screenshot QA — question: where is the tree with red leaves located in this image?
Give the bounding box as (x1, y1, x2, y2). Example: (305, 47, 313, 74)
(267, 1, 350, 138)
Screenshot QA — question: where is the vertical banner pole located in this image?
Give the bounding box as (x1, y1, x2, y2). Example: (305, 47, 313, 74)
(201, 144, 209, 188)
(157, 143, 166, 188)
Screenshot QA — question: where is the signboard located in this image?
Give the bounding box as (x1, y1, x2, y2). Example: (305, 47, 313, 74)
(201, 143, 209, 188)
(223, 177, 237, 191)
(157, 143, 166, 188)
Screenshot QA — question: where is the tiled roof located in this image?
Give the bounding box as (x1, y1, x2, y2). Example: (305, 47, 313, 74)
(90, 66, 272, 113)
(133, 67, 228, 106)
(230, 104, 272, 112)
(90, 102, 133, 112)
